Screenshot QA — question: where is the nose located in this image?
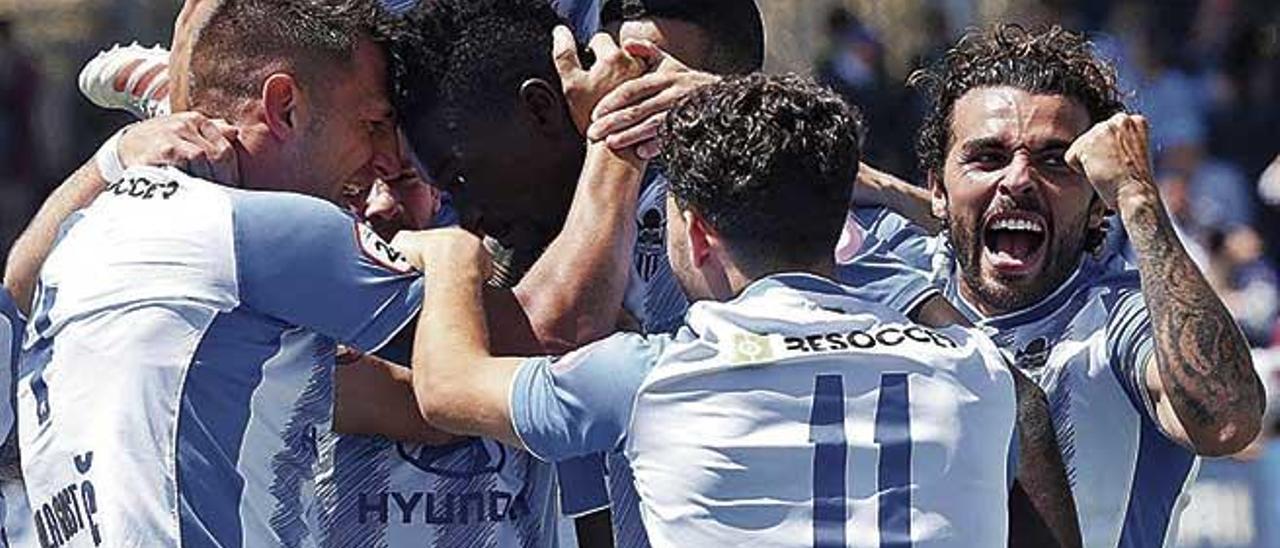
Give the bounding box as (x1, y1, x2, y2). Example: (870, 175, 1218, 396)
(364, 180, 404, 223)
(998, 151, 1036, 196)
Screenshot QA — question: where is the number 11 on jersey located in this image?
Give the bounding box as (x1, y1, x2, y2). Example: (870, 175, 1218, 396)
(809, 373, 913, 548)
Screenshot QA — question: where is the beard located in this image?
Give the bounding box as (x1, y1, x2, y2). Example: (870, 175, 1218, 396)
(948, 205, 1090, 315)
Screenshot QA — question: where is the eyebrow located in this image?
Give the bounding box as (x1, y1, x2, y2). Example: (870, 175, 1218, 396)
(959, 136, 1075, 156)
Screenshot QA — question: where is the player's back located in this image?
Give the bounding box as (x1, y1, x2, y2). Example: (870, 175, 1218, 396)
(624, 274, 1018, 547)
(18, 166, 421, 547)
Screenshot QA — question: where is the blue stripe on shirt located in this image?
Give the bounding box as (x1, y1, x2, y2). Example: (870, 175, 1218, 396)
(176, 309, 283, 548)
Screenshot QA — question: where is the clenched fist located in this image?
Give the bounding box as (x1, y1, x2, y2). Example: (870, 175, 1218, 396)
(1064, 113, 1158, 209)
(390, 227, 492, 281)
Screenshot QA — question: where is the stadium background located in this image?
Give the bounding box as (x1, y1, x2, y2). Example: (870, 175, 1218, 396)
(0, 0, 1277, 546)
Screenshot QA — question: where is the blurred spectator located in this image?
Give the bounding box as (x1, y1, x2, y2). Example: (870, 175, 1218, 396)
(814, 7, 918, 178)
(1162, 140, 1256, 230)
(0, 17, 40, 252)
(1207, 227, 1280, 346)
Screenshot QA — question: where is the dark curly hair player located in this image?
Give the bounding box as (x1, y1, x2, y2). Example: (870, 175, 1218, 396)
(855, 22, 1263, 548)
(658, 73, 862, 275)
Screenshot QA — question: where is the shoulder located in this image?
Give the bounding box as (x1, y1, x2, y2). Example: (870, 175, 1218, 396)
(555, 332, 669, 374)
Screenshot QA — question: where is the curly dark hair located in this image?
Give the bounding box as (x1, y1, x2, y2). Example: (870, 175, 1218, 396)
(910, 24, 1127, 179)
(389, 0, 565, 141)
(658, 73, 862, 270)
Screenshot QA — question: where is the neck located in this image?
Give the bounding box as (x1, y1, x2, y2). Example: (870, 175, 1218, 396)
(725, 257, 837, 295)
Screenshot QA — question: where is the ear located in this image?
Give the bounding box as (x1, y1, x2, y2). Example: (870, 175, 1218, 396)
(262, 73, 301, 140)
(684, 210, 716, 268)
(929, 171, 949, 223)
(518, 79, 572, 138)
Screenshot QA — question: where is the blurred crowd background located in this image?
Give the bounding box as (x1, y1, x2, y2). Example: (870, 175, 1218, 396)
(0, 1, 1278, 546)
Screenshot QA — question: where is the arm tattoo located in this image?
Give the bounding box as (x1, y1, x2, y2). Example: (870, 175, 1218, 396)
(1123, 193, 1263, 437)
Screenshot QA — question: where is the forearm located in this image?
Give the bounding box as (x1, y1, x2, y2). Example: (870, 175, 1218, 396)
(852, 164, 941, 234)
(4, 160, 108, 314)
(414, 260, 522, 446)
(1120, 184, 1263, 454)
(331, 350, 459, 445)
(514, 143, 644, 351)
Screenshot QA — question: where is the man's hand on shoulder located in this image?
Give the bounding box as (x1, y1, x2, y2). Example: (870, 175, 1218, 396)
(118, 111, 240, 186)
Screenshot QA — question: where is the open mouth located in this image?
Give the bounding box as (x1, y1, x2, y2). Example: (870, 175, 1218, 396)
(982, 212, 1048, 275)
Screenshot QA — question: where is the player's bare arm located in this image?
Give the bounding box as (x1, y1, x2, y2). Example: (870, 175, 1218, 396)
(852, 162, 943, 234)
(332, 347, 459, 445)
(1066, 113, 1265, 456)
(3, 112, 237, 314)
(396, 228, 527, 448)
(511, 27, 648, 351)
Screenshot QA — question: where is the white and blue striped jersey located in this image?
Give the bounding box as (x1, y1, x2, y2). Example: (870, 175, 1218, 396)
(314, 432, 559, 547)
(858, 206, 1198, 548)
(519, 273, 1018, 546)
(560, 173, 942, 548)
(0, 290, 22, 548)
(308, 190, 561, 548)
(17, 166, 422, 547)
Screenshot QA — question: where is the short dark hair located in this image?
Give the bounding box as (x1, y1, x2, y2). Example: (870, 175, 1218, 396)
(658, 73, 861, 270)
(910, 24, 1126, 179)
(390, 0, 565, 141)
(188, 0, 390, 118)
(600, 0, 764, 74)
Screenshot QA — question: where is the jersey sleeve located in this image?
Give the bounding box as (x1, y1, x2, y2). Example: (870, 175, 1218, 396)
(510, 332, 666, 462)
(1106, 288, 1161, 425)
(835, 246, 940, 317)
(853, 205, 936, 272)
(229, 190, 422, 353)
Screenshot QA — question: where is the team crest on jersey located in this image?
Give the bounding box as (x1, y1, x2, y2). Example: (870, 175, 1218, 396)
(1014, 336, 1051, 371)
(634, 208, 665, 283)
(355, 222, 415, 274)
(395, 438, 507, 478)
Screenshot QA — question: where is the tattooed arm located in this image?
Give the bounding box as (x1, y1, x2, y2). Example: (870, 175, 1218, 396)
(1067, 114, 1263, 456)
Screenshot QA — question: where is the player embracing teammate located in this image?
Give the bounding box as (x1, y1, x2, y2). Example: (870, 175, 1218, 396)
(0, 2, 1262, 548)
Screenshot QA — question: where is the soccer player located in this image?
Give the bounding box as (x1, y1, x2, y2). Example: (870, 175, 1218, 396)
(856, 24, 1265, 548)
(394, 73, 1030, 547)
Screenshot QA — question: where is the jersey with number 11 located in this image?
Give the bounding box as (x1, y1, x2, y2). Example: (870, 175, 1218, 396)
(513, 273, 1018, 546)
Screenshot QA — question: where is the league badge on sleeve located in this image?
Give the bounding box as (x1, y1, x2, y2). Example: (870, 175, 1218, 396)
(355, 222, 416, 274)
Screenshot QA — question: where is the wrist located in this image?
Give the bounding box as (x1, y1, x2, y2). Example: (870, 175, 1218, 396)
(586, 140, 645, 179)
(1114, 176, 1162, 214)
(93, 125, 133, 185)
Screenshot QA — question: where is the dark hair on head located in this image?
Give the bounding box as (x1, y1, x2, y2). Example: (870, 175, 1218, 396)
(600, 0, 764, 74)
(390, 0, 566, 142)
(188, 0, 391, 118)
(910, 24, 1126, 179)
(658, 73, 862, 271)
